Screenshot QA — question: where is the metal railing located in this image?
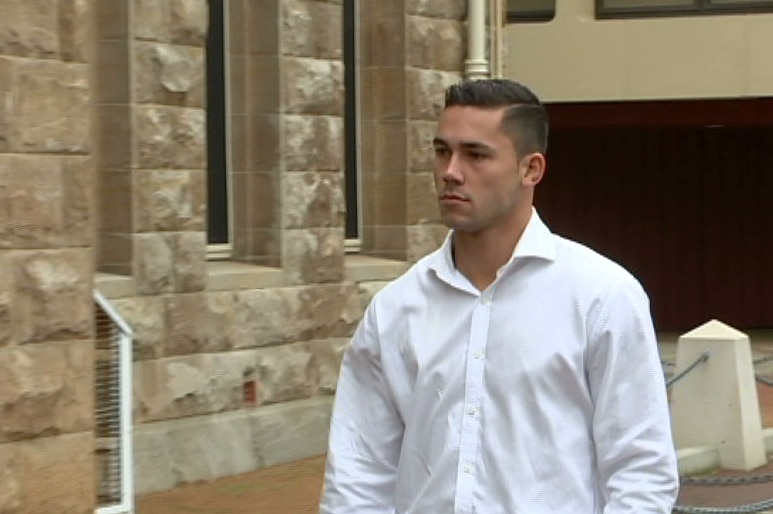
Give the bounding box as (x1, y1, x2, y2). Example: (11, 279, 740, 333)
(94, 291, 134, 514)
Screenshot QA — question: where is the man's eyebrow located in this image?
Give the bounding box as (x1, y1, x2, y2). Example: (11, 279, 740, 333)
(432, 137, 493, 151)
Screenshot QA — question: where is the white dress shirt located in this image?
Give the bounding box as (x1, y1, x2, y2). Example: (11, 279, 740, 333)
(321, 210, 679, 514)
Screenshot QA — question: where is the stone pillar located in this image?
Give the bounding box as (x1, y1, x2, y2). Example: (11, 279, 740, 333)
(671, 319, 767, 471)
(359, 0, 465, 262)
(279, 0, 346, 285)
(0, 0, 97, 513)
(228, 0, 282, 266)
(405, 0, 465, 261)
(96, 0, 208, 294)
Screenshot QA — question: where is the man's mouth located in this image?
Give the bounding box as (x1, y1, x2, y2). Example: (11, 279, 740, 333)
(440, 192, 469, 202)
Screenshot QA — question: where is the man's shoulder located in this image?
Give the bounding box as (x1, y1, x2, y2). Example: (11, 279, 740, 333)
(552, 234, 640, 288)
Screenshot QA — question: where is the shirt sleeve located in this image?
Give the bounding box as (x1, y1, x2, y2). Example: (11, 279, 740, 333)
(586, 277, 680, 514)
(319, 301, 405, 514)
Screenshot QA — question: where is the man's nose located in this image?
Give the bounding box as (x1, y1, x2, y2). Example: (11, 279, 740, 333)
(440, 153, 464, 184)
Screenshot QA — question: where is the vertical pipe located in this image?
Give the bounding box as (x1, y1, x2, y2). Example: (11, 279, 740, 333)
(465, 0, 490, 80)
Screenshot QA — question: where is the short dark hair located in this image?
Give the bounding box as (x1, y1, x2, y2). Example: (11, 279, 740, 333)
(444, 79, 549, 155)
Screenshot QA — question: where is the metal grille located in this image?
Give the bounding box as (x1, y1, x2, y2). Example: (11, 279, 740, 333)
(94, 291, 134, 514)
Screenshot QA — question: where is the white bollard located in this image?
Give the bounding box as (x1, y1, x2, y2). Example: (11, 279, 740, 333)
(671, 319, 767, 471)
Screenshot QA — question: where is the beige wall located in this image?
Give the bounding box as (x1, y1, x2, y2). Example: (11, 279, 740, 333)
(504, 0, 773, 102)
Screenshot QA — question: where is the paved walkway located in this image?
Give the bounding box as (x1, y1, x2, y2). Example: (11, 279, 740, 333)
(136, 336, 773, 514)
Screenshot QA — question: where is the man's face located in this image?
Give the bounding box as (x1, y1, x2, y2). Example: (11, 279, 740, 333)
(433, 105, 532, 234)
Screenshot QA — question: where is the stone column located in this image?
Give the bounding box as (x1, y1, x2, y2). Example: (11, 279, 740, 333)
(405, 0, 465, 262)
(359, 0, 465, 262)
(280, 0, 346, 285)
(96, 0, 208, 294)
(0, 1, 97, 513)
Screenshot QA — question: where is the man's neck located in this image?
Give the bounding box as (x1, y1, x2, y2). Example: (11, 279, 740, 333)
(453, 212, 531, 291)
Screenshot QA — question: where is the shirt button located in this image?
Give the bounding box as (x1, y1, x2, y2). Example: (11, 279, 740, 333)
(463, 463, 474, 474)
(467, 407, 477, 416)
(480, 295, 490, 305)
(474, 350, 485, 360)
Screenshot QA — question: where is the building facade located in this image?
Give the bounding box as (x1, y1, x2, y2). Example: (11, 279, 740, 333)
(0, 0, 467, 512)
(504, 0, 773, 331)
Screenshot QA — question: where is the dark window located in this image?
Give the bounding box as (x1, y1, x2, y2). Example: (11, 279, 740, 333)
(344, 0, 360, 241)
(206, 0, 229, 245)
(598, 0, 773, 18)
(507, 0, 556, 22)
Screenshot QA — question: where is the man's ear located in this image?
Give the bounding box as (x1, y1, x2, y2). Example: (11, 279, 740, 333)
(520, 152, 546, 187)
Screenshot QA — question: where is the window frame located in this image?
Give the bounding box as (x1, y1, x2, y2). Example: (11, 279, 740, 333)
(344, 0, 363, 252)
(506, 0, 556, 22)
(205, 0, 233, 255)
(596, 0, 773, 19)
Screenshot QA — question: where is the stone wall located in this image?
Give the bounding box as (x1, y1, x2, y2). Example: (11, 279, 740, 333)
(88, 0, 468, 497)
(0, 1, 97, 513)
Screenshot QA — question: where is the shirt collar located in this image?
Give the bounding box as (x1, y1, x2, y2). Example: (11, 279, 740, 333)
(429, 208, 557, 283)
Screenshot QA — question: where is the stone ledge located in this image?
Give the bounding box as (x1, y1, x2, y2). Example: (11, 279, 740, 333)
(95, 272, 136, 298)
(344, 254, 409, 283)
(766, 427, 773, 454)
(206, 260, 284, 290)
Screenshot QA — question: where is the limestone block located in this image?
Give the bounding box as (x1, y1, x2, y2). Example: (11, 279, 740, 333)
(135, 170, 206, 233)
(0, 341, 93, 443)
(671, 320, 767, 470)
(170, 0, 208, 46)
(170, 231, 207, 292)
(232, 288, 295, 348)
(0, 0, 58, 58)
(134, 233, 173, 294)
(252, 342, 317, 404)
(407, 16, 465, 71)
(283, 57, 344, 115)
(409, 120, 438, 171)
(132, 397, 333, 494)
(135, 42, 205, 107)
(281, 0, 342, 59)
(133, 351, 251, 422)
(282, 172, 344, 230)
(0, 155, 62, 249)
(0, 58, 90, 153)
(407, 0, 467, 19)
(407, 224, 449, 263)
(133, 410, 256, 494)
(59, 0, 91, 62)
(251, 396, 333, 468)
(298, 282, 361, 340)
(61, 156, 95, 246)
(0, 155, 93, 248)
(282, 228, 345, 285)
(11, 250, 92, 343)
(135, 105, 206, 170)
(0, 257, 10, 347)
(407, 68, 463, 121)
(304, 338, 349, 394)
(113, 296, 167, 360)
(164, 292, 234, 356)
(0, 433, 95, 514)
(407, 173, 440, 225)
(133, 0, 168, 42)
(283, 115, 343, 171)
(132, 423, 177, 493)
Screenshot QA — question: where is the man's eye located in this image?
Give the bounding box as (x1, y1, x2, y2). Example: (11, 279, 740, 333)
(469, 152, 487, 160)
(434, 147, 449, 157)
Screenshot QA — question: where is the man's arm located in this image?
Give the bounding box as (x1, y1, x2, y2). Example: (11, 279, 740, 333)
(587, 278, 680, 513)
(320, 303, 404, 514)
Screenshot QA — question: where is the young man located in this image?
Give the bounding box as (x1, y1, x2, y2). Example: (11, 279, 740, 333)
(320, 79, 679, 513)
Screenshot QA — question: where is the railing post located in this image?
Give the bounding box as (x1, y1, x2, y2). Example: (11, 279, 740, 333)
(671, 319, 766, 471)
